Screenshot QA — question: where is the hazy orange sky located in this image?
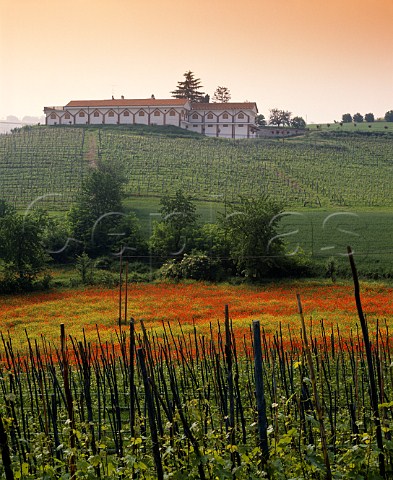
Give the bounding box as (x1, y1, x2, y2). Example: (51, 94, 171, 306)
(0, 0, 392, 124)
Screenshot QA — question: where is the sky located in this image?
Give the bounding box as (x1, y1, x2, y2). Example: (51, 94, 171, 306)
(0, 0, 392, 124)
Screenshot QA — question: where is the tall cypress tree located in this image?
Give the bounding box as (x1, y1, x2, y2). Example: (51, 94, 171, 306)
(171, 71, 205, 102)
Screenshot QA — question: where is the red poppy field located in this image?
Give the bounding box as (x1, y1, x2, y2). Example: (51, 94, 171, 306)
(1, 280, 392, 353)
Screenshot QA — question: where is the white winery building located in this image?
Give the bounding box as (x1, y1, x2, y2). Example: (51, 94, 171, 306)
(44, 97, 258, 139)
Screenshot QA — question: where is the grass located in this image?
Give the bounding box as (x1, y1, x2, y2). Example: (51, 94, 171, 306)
(279, 209, 393, 277)
(123, 195, 223, 233)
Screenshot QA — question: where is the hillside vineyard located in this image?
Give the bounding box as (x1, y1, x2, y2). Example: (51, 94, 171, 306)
(1, 127, 393, 210)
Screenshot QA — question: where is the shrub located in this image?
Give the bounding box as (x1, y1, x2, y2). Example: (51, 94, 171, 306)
(75, 252, 94, 284)
(325, 257, 337, 283)
(94, 270, 119, 287)
(159, 259, 182, 280)
(365, 113, 374, 122)
(384, 110, 393, 122)
(180, 252, 221, 280)
(94, 256, 113, 270)
(159, 253, 222, 281)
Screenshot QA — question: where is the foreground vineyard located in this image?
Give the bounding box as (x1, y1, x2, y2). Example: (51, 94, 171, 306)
(0, 282, 393, 478)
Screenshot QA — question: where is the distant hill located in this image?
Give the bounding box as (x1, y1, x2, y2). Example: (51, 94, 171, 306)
(1, 124, 393, 211)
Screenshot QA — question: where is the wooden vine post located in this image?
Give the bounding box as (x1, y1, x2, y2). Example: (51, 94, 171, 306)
(347, 246, 385, 478)
(297, 294, 332, 480)
(252, 320, 269, 466)
(0, 414, 14, 480)
(60, 324, 76, 479)
(118, 254, 123, 327)
(137, 348, 163, 480)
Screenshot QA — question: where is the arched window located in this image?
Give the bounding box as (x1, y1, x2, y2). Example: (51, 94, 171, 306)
(65, 113, 70, 119)
(192, 113, 198, 119)
(108, 111, 114, 117)
(207, 113, 213, 119)
(50, 113, 56, 119)
(169, 110, 176, 116)
(94, 111, 100, 117)
(123, 111, 130, 116)
(79, 111, 85, 117)
(238, 113, 244, 119)
(223, 113, 228, 119)
(154, 110, 160, 116)
(139, 111, 145, 116)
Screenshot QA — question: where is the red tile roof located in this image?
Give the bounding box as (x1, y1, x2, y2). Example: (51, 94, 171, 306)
(65, 99, 189, 108)
(191, 102, 258, 111)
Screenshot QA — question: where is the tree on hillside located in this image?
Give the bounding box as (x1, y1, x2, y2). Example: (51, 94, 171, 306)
(150, 190, 199, 259)
(220, 195, 285, 280)
(342, 113, 352, 123)
(269, 108, 292, 127)
(385, 110, 393, 122)
(365, 113, 374, 122)
(291, 116, 306, 128)
(171, 71, 206, 102)
(0, 199, 13, 218)
(255, 114, 266, 126)
(0, 204, 49, 287)
(212, 86, 231, 103)
(68, 162, 143, 256)
(353, 113, 364, 123)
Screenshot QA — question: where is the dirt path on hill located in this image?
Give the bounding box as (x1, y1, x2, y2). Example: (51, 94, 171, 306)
(85, 132, 98, 167)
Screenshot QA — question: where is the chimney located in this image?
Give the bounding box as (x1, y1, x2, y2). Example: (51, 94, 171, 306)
(112, 95, 114, 100)
(151, 94, 155, 99)
(121, 95, 124, 100)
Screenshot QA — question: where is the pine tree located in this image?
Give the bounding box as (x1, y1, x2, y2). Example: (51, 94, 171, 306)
(171, 71, 205, 102)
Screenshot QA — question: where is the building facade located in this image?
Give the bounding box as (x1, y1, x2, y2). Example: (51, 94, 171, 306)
(44, 98, 258, 139)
